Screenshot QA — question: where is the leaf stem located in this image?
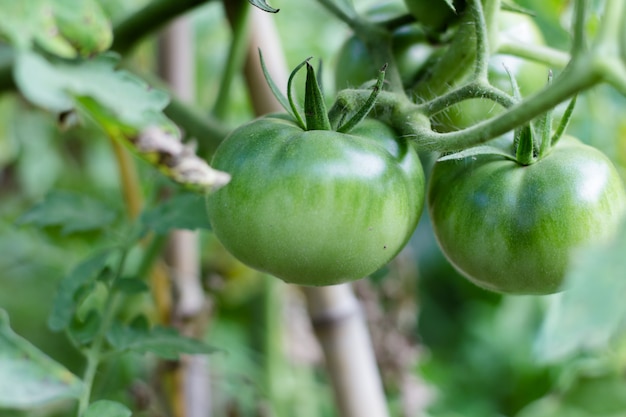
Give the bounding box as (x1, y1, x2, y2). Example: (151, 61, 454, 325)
(419, 81, 516, 117)
(571, 0, 587, 57)
(497, 40, 570, 69)
(112, 0, 215, 55)
(469, 0, 490, 81)
(405, 60, 601, 151)
(77, 249, 129, 416)
(213, 0, 252, 120)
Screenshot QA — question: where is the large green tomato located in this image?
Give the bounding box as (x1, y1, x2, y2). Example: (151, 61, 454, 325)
(207, 116, 425, 286)
(427, 137, 626, 295)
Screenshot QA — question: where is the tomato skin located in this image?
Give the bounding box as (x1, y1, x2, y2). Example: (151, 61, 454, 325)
(207, 116, 425, 286)
(427, 137, 626, 295)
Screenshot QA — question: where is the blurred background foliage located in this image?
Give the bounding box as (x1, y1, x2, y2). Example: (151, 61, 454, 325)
(1, 0, 626, 416)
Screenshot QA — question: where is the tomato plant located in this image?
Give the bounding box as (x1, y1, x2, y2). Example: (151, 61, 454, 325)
(207, 114, 425, 286)
(427, 135, 626, 295)
(440, 10, 548, 130)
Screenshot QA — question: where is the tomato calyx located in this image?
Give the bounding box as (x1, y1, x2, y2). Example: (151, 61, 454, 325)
(260, 51, 388, 134)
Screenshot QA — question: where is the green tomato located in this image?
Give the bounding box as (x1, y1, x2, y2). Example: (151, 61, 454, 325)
(207, 116, 425, 286)
(404, 0, 466, 32)
(427, 137, 626, 295)
(439, 11, 548, 131)
(335, 24, 437, 90)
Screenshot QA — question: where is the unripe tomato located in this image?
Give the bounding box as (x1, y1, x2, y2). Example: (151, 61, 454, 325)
(207, 116, 425, 286)
(427, 136, 626, 295)
(335, 25, 437, 90)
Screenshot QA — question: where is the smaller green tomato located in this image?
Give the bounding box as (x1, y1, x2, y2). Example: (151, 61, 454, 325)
(207, 116, 425, 286)
(428, 136, 626, 295)
(335, 24, 437, 90)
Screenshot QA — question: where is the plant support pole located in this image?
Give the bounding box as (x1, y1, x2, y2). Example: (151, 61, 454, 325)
(240, 6, 390, 417)
(159, 16, 212, 417)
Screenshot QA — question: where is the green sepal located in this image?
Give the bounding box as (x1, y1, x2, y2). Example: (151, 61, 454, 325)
(337, 64, 387, 133)
(287, 57, 310, 129)
(551, 94, 578, 147)
(515, 125, 536, 165)
(304, 61, 331, 131)
(259, 50, 298, 123)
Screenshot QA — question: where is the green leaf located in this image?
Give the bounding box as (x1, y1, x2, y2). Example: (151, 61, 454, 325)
(84, 400, 132, 417)
(141, 192, 212, 235)
(0, 0, 75, 57)
(16, 190, 117, 234)
(14, 51, 173, 131)
(0, 310, 83, 408)
(248, 0, 279, 13)
(437, 145, 518, 162)
(534, 221, 626, 362)
(48, 250, 113, 332)
(113, 278, 150, 295)
(53, 0, 113, 56)
(107, 318, 216, 360)
(0, 0, 112, 57)
(68, 311, 102, 346)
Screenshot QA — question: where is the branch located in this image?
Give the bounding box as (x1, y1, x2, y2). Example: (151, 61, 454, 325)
(112, 0, 215, 55)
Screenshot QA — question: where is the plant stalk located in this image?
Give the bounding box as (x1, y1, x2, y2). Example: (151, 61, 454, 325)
(159, 16, 212, 417)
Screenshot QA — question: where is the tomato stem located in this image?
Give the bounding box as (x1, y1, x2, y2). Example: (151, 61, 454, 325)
(469, 0, 490, 81)
(418, 81, 516, 117)
(212, 0, 251, 120)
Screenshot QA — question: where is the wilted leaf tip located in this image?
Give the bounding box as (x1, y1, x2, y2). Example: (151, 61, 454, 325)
(136, 127, 231, 192)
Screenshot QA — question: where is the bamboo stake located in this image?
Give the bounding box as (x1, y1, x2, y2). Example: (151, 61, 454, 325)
(240, 6, 390, 417)
(159, 17, 212, 417)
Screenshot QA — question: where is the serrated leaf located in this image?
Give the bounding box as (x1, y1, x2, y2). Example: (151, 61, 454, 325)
(437, 145, 518, 162)
(534, 221, 626, 362)
(248, 0, 279, 13)
(84, 400, 132, 417)
(141, 192, 212, 235)
(16, 190, 117, 234)
(68, 311, 101, 346)
(107, 320, 216, 360)
(0, 310, 83, 408)
(48, 250, 113, 332)
(0, 0, 75, 57)
(14, 51, 173, 131)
